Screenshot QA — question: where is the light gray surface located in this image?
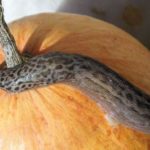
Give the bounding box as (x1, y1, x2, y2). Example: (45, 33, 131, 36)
(3, 0, 63, 22)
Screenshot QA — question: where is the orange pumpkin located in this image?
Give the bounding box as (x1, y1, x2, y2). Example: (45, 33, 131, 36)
(0, 13, 149, 150)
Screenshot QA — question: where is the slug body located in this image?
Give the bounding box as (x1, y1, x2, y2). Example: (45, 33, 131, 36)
(0, 52, 150, 134)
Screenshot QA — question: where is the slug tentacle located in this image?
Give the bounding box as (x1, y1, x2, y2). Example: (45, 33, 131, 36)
(0, 52, 149, 134)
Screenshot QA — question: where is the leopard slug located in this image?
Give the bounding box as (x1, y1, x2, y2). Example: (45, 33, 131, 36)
(0, 51, 149, 134)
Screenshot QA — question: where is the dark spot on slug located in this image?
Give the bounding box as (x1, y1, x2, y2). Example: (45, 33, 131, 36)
(68, 65, 74, 70)
(30, 63, 36, 68)
(17, 69, 21, 76)
(4, 81, 11, 86)
(42, 65, 47, 69)
(55, 65, 63, 70)
(141, 114, 150, 120)
(48, 60, 53, 64)
(6, 51, 10, 55)
(100, 79, 107, 84)
(66, 73, 73, 79)
(1, 72, 5, 77)
(28, 68, 33, 72)
(21, 85, 26, 88)
(119, 85, 125, 91)
(63, 59, 73, 65)
(23, 66, 28, 72)
(118, 91, 123, 96)
(1, 77, 4, 81)
(36, 64, 41, 68)
(126, 93, 133, 101)
(136, 99, 150, 110)
(92, 72, 99, 78)
(58, 76, 65, 80)
(51, 72, 55, 80)
(48, 69, 51, 73)
(14, 87, 19, 91)
(28, 84, 32, 87)
(60, 71, 68, 75)
(9, 74, 14, 78)
(136, 91, 143, 97)
(47, 79, 51, 83)
(80, 65, 92, 70)
(42, 72, 48, 78)
(17, 81, 23, 85)
(74, 57, 84, 63)
(32, 69, 38, 73)
(6, 87, 11, 91)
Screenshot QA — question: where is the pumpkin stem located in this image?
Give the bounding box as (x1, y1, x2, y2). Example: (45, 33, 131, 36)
(0, 0, 23, 68)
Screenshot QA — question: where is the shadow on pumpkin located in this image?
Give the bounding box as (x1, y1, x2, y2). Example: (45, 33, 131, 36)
(23, 23, 71, 55)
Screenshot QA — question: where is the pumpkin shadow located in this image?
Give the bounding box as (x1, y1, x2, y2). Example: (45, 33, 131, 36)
(23, 21, 70, 56)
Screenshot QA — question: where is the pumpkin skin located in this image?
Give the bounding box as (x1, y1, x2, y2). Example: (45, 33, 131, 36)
(0, 13, 149, 150)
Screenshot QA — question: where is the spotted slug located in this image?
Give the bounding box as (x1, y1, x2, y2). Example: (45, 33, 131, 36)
(0, 52, 150, 134)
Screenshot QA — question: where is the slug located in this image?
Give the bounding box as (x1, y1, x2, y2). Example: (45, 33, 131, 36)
(0, 51, 150, 134)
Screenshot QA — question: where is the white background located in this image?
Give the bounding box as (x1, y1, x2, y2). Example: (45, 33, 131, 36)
(3, 0, 64, 22)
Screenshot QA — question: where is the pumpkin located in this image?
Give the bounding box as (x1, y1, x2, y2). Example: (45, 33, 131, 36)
(0, 13, 149, 150)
